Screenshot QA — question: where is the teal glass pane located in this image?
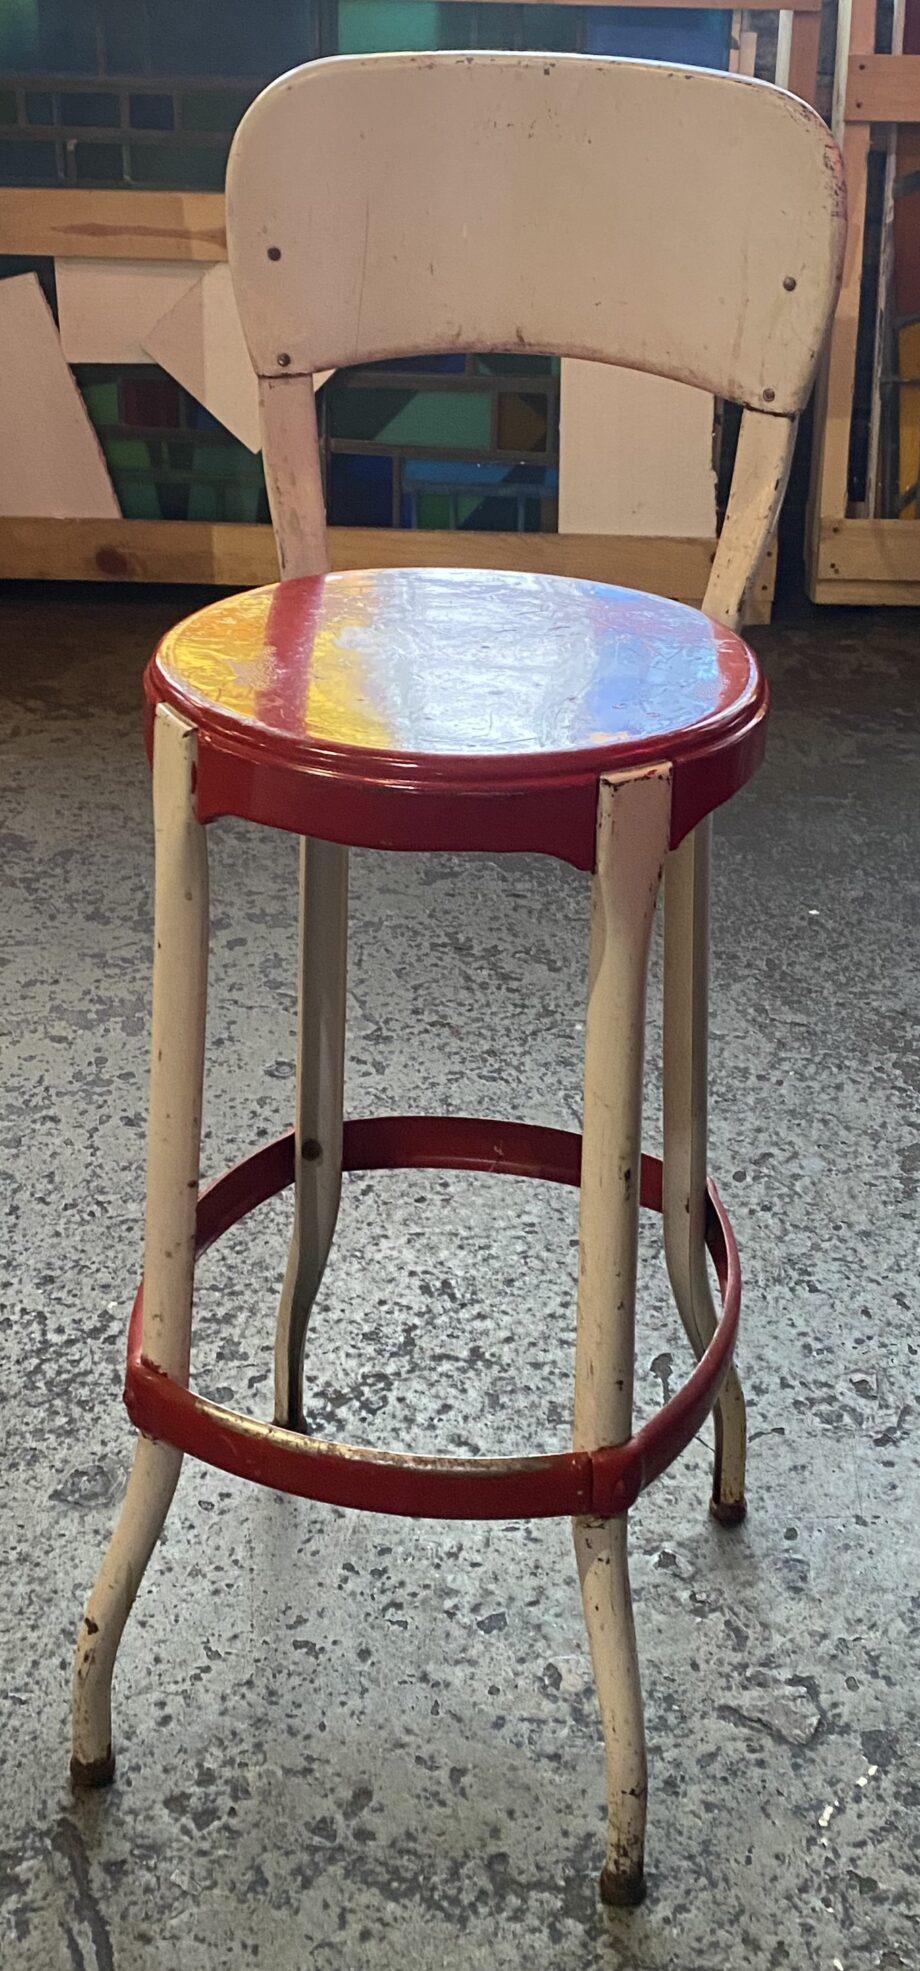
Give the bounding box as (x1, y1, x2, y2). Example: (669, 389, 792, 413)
(112, 477, 161, 519)
(377, 390, 492, 447)
(38, 1, 97, 72)
(338, 2, 441, 55)
(476, 355, 555, 376)
(329, 388, 491, 448)
(129, 143, 227, 190)
(74, 142, 124, 182)
(223, 482, 264, 523)
(519, 7, 580, 51)
(129, 95, 174, 131)
(178, 89, 255, 133)
(113, 3, 318, 76)
(25, 91, 54, 124)
(101, 0, 152, 75)
(0, 139, 60, 183)
(189, 443, 263, 482)
(187, 484, 221, 521)
(0, 1, 40, 70)
(0, 91, 18, 126)
(60, 93, 121, 128)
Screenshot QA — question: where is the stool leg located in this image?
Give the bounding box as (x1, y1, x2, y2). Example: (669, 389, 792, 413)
(662, 821, 746, 1525)
(72, 706, 208, 1785)
(573, 766, 671, 1907)
(274, 838, 348, 1428)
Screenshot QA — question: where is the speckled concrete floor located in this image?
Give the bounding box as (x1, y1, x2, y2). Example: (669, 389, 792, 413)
(1, 584, 918, 1971)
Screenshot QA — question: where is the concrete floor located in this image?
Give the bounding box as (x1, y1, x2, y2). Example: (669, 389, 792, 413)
(1, 584, 918, 1971)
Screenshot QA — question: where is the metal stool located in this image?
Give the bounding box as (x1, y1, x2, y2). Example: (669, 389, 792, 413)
(71, 52, 844, 1904)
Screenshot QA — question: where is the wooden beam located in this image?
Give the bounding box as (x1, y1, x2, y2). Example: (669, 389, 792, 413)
(812, 578, 920, 601)
(816, 517, 920, 582)
(0, 516, 779, 617)
(807, 0, 877, 575)
(787, 11, 822, 103)
(846, 54, 920, 122)
(0, 188, 226, 262)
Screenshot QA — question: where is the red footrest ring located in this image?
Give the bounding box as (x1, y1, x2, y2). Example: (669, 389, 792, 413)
(125, 1117, 740, 1519)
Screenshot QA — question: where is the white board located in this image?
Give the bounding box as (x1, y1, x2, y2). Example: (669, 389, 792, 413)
(142, 263, 332, 451)
(55, 259, 201, 365)
(0, 274, 119, 519)
(142, 262, 261, 451)
(559, 361, 716, 540)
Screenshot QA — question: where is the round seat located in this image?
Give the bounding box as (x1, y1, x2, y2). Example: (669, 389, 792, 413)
(147, 568, 767, 868)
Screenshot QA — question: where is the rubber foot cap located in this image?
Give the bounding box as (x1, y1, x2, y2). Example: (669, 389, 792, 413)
(710, 1495, 747, 1527)
(600, 1863, 647, 1908)
(70, 1750, 115, 1789)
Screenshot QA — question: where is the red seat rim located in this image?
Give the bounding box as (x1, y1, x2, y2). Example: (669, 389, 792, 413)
(125, 1117, 740, 1519)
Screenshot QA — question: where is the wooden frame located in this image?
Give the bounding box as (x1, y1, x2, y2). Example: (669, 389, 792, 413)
(808, 0, 920, 603)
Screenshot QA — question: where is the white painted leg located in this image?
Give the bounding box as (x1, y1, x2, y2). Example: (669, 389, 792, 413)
(662, 820, 747, 1524)
(72, 706, 208, 1785)
(573, 766, 671, 1907)
(274, 837, 348, 1428)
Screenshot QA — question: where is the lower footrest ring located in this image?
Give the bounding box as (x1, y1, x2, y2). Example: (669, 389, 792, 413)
(125, 1117, 740, 1519)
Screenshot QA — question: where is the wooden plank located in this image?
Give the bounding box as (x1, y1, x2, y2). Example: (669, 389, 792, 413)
(0, 274, 119, 519)
(846, 54, 920, 121)
(0, 517, 711, 592)
(55, 259, 201, 362)
(0, 188, 226, 262)
(0, 515, 775, 617)
(787, 9, 821, 102)
(816, 517, 920, 580)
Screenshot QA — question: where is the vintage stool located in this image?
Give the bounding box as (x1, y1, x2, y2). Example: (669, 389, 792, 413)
(71, 53, 844, 1903)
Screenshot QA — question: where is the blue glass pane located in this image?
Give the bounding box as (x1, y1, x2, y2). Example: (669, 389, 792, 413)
(584, 9, 729, 68)
(328, 453, 393, 527)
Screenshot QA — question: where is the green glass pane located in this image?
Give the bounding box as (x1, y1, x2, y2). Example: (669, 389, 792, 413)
(113, 476, 161, 519)
(416, 493, 451, 528)
(377, 390, 492, 448)
(130, 142, 227, 190)
(178, 89, 255, 133)
(81, 381, 120, 424)
(0, 91, 19, 126)
(338, 2, 440, 56)
(75, 142, 124, 182)
(60, 93, 120, 128)
(457, 495, 481, 524)
(104, 438, 150, 470)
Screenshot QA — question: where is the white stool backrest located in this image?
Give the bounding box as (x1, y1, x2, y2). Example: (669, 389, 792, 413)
(226, 53, 845, 624)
